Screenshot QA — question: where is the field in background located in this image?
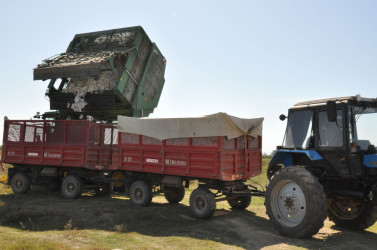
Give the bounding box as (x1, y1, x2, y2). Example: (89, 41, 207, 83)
(0, 157, 377, 249)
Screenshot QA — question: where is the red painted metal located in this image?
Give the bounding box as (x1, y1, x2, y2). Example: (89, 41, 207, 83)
(2, 120, 262, 181)
(110, 133, 262, 181)
(1, 120, 113, 171)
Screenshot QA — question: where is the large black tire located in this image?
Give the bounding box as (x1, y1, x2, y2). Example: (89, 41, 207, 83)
(228, 196, 251, 210)
(129, 180, 152, 206)
(10, 172, 31, 194)
(164, 186, 185, 203)
(267, 164, 283, 181)
(265, 166, 327, 238)
(189, 188, 216, 219)
(327, 198, 377, 230)
(61, 175, 83, 199)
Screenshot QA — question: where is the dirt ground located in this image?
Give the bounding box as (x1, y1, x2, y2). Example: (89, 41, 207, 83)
(0, 183, 376, 249)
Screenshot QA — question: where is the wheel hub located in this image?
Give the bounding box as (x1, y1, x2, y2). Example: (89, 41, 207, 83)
(67, 182, 76, 193)
(195, 197, 205, 211)
(283, 194, 299, 212)
(15, 179, 24, 189)
(135, 188, 143, 200)
(271, 180, 307, 227)
(329, 198, 364, 220)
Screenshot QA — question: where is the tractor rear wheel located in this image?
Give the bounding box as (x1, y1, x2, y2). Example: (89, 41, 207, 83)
(129, 180, 152, 206)
(11, 172, 31, 194)
(164, 186, 185, 203)
(189, 188, 216, 219)
(265, 166, 327, 238)
(327, 198, 377, 230)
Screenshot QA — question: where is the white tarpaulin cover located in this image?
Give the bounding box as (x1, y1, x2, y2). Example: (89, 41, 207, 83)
(117, 112, 264, 141)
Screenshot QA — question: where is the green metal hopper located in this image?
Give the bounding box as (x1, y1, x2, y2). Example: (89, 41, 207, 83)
(34, 26, 166, 121)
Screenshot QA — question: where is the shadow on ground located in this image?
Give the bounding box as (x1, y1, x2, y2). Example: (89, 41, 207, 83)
(0, 187, 376, 249)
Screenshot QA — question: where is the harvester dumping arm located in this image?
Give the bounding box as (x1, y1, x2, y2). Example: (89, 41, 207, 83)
(33, 26, 166, 121)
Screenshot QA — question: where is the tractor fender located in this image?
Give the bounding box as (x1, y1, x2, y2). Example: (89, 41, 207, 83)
(363, 154, 377, 168)
(268, 150, 323, 179)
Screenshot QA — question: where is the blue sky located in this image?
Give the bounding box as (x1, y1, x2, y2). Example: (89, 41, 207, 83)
(1, 1, 376, 153)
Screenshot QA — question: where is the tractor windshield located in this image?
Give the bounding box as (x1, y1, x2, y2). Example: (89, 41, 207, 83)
(284, 110, 313, 148)
(351, 106, 377, 150)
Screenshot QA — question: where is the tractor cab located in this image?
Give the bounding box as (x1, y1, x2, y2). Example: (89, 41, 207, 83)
(269, 95, 377, 181)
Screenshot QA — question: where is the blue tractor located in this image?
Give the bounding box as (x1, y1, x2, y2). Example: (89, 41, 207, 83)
(265, 95, 377, 238)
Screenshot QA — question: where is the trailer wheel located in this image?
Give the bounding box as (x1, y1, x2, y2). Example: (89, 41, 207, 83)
(164, 186, 185, 203)
(190, 188, 216, 219)
(327, 198, 377, 230)
(129, 180, 152, 206)
(265, 166, 327, 238)
(61, 175, 83, 199)
(11, 172, 31, 194)
(228, 196, 251, 210)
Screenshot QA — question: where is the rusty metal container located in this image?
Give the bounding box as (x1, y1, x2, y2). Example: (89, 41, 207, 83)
(34, 26, 166, 121)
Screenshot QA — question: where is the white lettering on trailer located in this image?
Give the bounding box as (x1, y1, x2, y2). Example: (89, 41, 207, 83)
(28, 152, 39, 157)
(43, 153, 61, 158)
(146, 158, 159, 163)
(7, 151, 15, 156)
(165, 159, 187, 166)
(124, 157, 133, 162)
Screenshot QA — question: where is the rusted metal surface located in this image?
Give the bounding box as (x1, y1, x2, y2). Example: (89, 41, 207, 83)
(33, 26, 166, 120)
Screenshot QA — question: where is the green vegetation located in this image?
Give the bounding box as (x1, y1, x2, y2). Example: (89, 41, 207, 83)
(0, 159, 376, 249)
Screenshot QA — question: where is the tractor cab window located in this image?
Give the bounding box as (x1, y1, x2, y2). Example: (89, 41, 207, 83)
(284, 110, 313, 148)
(318, 110, 343, 147)
(351, 106, 377, 150)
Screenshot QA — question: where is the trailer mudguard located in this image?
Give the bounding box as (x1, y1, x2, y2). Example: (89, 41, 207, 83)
(269, 149, 323, 167)
(363, 154, 377, 168)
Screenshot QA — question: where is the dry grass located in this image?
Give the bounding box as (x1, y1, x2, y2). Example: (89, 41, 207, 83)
(0, 158, 376, 249)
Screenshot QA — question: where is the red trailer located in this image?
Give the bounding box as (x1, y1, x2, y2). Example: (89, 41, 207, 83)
(1, 119, 117, 197)
(1, 113, 264, 218)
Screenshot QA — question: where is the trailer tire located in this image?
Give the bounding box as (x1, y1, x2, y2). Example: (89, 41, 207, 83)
(61, 175, 83, 199)
(130, 180, 152, 206)
(11, 172, 31, 194)
(190, 188, 216, 219)
(164, 186, 185, 203)
(228, 196, 251, 210)
(265, 166, 327, 238)
(327, 198, 377, 230)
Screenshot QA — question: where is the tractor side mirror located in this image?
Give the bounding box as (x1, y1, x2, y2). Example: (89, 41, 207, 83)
(327, 101, 337, 122)
(279, 114, 287, 121)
